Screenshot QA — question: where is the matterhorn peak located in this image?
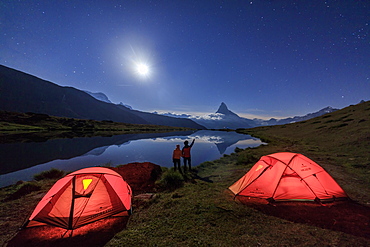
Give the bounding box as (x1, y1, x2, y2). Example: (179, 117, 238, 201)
(216, 102, 239, 117)
(216, 102, 228, 114)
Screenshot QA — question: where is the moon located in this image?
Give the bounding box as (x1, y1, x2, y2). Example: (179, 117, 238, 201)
(136, 63, 149, 76)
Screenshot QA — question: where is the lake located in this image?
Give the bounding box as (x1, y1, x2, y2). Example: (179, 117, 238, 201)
(0, 130, 265, 187)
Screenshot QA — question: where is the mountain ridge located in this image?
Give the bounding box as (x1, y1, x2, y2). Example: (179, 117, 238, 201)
(65, 81, 340, 129)
(0, 65, 205, 129)
(0, 65, 341, 130)
(159, 103, 339, 129)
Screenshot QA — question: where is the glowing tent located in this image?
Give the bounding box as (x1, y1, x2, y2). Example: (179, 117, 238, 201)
(23, 167, 132, 230)
(229, 152, 348, 202)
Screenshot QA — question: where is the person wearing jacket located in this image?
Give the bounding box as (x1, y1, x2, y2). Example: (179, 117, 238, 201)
(172, 144, 182, 173)
(182, 139, 195, 171)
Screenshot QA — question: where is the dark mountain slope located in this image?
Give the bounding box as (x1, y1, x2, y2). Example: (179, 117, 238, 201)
(0, 65, 204, 129)
(0, 65, 146, 124)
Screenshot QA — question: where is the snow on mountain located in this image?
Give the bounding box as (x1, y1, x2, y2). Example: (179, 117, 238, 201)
(84, 91, 134, 110)
(119, 102, 133, 110)
(84, 91, 112, 103)
(155, 112, 193, 119)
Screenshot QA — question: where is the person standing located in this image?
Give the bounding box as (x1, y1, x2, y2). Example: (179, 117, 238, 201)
(172, 144, 182, 173)
(182, 139, 195, 171)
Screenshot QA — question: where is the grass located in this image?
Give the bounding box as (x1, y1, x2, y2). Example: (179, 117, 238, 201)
(0, 122, 44, 131)
(156, 169, 185, 191)
(4, 182, 42, 201)
(0, 101, 369, 246)
(33, 168, 65, 181)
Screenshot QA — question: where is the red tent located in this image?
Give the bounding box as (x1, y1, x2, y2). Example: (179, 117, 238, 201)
(229, 152, 348, 202)
(23, 167, 132, 230)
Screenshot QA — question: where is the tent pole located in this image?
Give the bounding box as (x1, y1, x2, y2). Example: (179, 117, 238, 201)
(68, 176, 76, 230)
(312, 173, 330, 195)
(62, 229, 69, 238)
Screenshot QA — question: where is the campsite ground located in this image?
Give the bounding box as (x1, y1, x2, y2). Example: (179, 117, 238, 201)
(1, 163, 161, 247)
(0, 101, 369, 246)
(105, 101, 370, 246)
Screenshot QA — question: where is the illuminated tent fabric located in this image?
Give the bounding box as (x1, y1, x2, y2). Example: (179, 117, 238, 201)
(23, 167, 132, 230)
(229, 152, 348, 202)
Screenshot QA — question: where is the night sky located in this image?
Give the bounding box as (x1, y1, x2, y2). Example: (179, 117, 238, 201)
(1, 1, 369, 119)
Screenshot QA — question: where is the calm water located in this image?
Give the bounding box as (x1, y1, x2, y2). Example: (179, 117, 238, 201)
(0, 130, 265, 187)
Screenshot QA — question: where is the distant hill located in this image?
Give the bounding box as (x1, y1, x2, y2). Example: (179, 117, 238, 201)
(254, 106, 339, 126)
(0, 65, 205, 129)
(243, 100, 370, 147)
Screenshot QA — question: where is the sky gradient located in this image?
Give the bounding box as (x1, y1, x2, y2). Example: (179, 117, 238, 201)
(1, 1, 369, 119)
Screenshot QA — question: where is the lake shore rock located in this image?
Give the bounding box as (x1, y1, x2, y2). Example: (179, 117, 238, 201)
(111, 162, 162, 195)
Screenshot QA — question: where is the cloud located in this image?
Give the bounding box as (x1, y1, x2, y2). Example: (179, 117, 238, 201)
(193, 113, 224, 120)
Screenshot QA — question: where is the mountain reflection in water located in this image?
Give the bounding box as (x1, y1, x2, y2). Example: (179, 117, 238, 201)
(0, 130, 265, 187)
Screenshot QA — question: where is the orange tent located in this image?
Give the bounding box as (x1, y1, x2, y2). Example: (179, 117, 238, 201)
(229, 152, 348, 202)
(23, 167, 132, 230)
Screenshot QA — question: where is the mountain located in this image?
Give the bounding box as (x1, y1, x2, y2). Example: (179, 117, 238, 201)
(192, 102, 255, 129)
(216, 102, 239, 117)
(0, 65, 205, 129)
(159, 102, 339, 129)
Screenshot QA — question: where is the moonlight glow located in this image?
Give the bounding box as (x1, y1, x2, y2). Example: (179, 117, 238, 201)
(136, 63, 149, 76)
